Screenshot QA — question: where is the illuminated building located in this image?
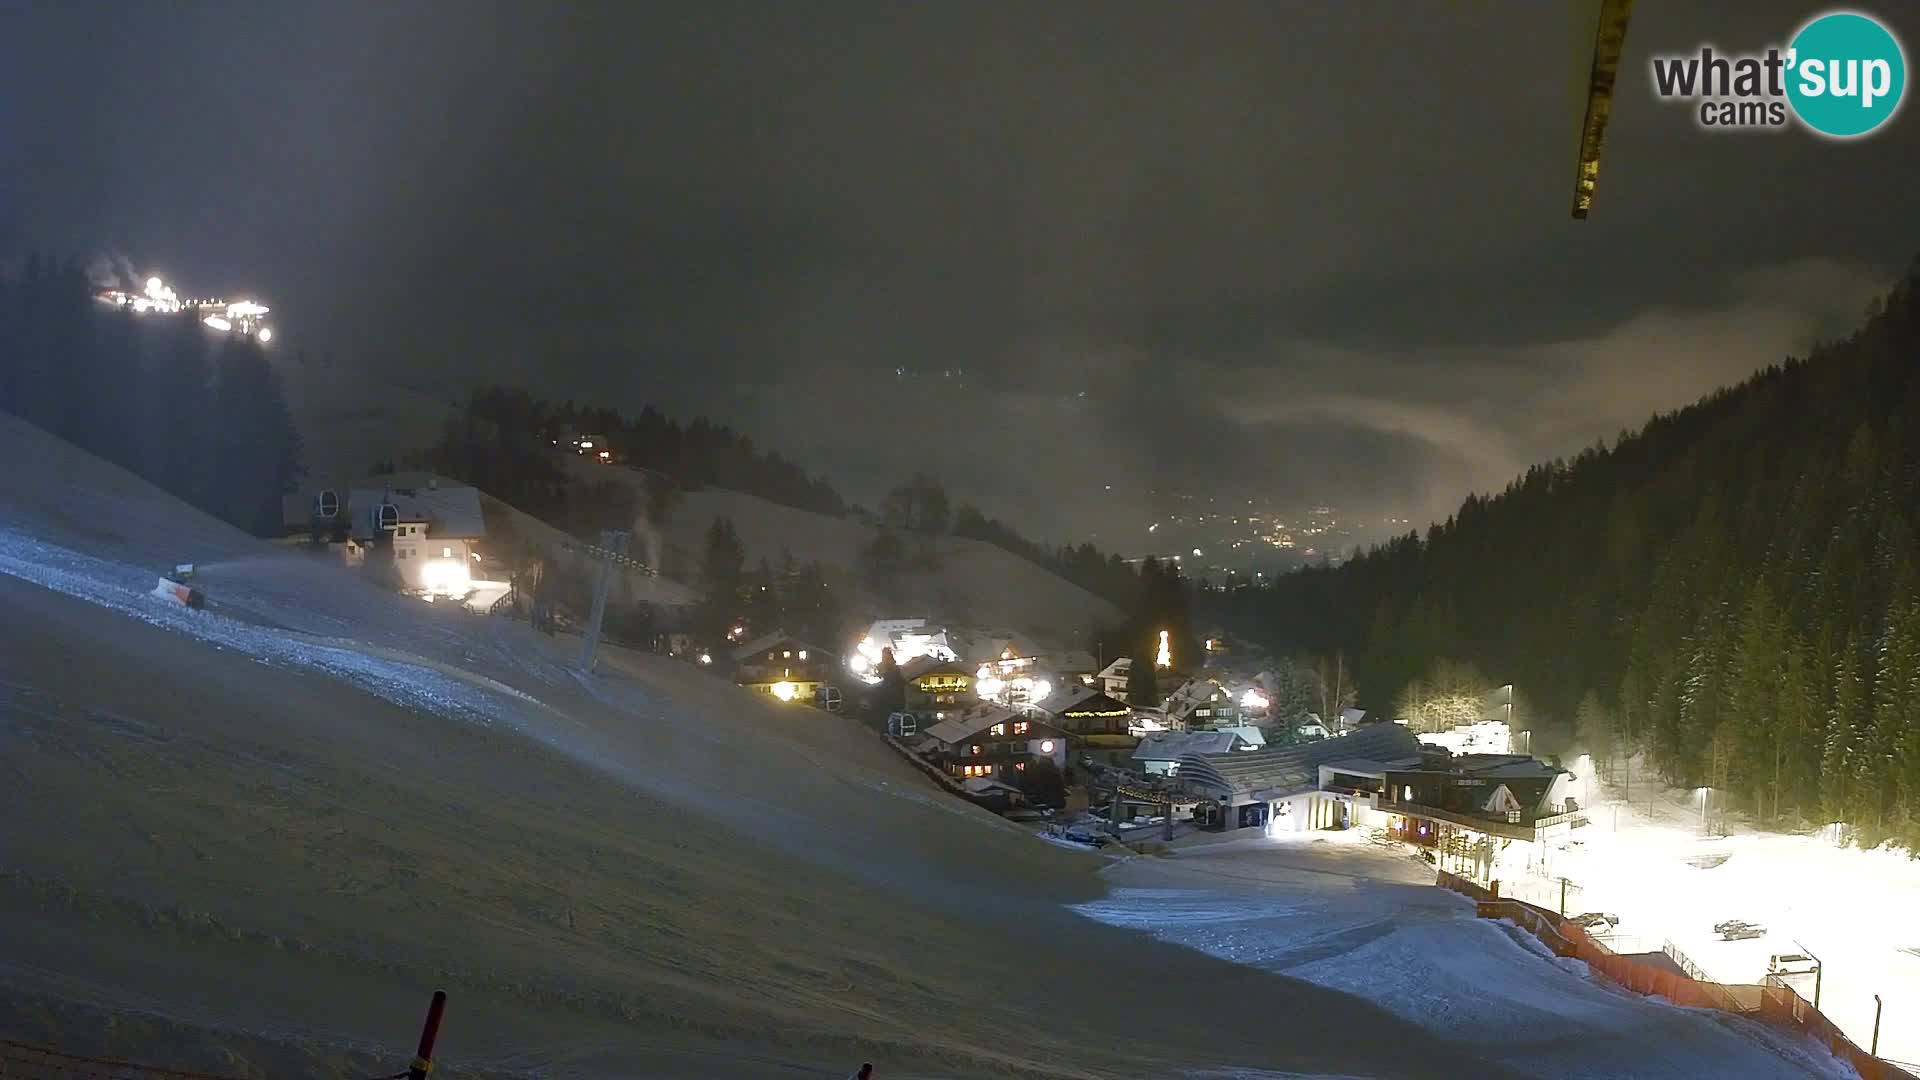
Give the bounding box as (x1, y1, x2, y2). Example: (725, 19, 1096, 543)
(1159, 677, 1241, 732)
(846, 618, 957, 685)
(911, 704, 1070, 783)
(95, 275, 276, 342)
(345, 474, 486, 600)
(899, 655, 974, 727)
(730, 631, 838, 706)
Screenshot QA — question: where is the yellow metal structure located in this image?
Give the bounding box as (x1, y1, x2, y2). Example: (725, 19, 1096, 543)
(1571, 0, 1636, 218)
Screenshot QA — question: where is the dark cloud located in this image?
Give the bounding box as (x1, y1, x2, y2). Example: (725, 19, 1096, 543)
(3, 1, 1917, 546)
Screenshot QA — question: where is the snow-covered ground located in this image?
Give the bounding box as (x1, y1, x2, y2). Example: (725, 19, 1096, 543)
(0, 414, 1494, 1078)
(1073, 830, 1857, 1079)
(1490, 752, 1920, 1071)
(0, 414, 1871, 1078)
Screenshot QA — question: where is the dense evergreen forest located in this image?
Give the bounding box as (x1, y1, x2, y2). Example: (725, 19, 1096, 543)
(0, 259, 303, 535)
(1223, 259, 1920, 846)
(448, 385, 849, 518)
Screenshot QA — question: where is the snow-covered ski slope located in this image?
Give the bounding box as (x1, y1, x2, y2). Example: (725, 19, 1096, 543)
(0, 414, 1854, 1077)
(1078, 834, 1859, 1079)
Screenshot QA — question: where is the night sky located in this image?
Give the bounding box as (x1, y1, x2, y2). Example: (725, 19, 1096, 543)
(4, 1, 1918, 544)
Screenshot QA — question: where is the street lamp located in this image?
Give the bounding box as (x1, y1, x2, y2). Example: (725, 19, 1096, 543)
(1793, 939, 1824, 1009)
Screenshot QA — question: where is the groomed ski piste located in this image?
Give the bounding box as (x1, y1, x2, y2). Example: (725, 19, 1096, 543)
(0, 414, 1861, 1078)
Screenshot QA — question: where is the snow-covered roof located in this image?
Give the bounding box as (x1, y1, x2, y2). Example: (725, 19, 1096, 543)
(1211, 724, 1267, 749)
(1447, 754, 1563, 780)
(1133, 730, 1248, 762)
(961, 776, 1024, 797)
(1321, 755, 1424, 777)
(1162, 677, 1231, 720)
(942, 627, 1043, 665)
(729, 630, 835, 664)
(1032, 683, 1102, 714)
(1097, 657, 1133, 680)
(917, 705, 1021, 747)
(1177, 724, 1422, 801)
(1054, 649, 1098, 673)
(900, 655, 971, 682)
(348, 478, 485, 540)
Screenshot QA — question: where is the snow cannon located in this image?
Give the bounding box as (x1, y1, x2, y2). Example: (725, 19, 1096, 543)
(154, 563, 206, 609)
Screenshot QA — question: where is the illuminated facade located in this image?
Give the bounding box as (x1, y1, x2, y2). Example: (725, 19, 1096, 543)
(899, 656, 974, 727)
(912, 705, 1069, 781)
(346, 476, 485, 599)
(730, 631, 836, 705)
(1038, 686, 1133, 737)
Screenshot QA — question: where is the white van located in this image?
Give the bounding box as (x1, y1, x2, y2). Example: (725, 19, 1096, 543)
(1768, 952, 1817, 976)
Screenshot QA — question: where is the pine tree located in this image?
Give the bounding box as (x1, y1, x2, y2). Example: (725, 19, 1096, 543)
(699, 516, 745, 637)
(747, 556, 779, 632)
(1130, 640, 1162, 709)
(1726, 581, 1783, 815)
(1823, 633, 1864, 827)
(204, 335, 304, 534)
(1879, 577, 1920, 846)
(1576, 691, 1615, 780)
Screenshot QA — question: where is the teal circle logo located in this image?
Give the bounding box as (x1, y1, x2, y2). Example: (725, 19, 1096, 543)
(1786, 11, 1907, 138)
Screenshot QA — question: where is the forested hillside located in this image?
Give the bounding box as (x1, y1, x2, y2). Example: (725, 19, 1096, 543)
(1226, 258, 1920, 846)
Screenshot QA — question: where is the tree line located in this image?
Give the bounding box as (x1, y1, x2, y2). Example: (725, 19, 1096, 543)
(0, 258, 303, 535)
(457, 385, 847, 518)
(699, 514, 845, 647)
(1221, 257, 1920, 850)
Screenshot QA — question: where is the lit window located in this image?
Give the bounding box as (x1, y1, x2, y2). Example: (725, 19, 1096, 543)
(990, 723, 1006, 736)
(798, 650, 808, 660)
(1014, 721, 1029, 734)
(1404, 786, 1414, 801)
(970, 744, 981, 755)
(1016, 762, 1026, 771)
(442, 546, 452, 558)
(783, 651, 792, 658)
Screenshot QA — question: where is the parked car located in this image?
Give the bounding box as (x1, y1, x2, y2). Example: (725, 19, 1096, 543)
(1713, 919, 1754, 935)
(1570, 912, 1620, 930)
(1768, 952, 1818, 976)
(1719, 923, 1767, 941)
